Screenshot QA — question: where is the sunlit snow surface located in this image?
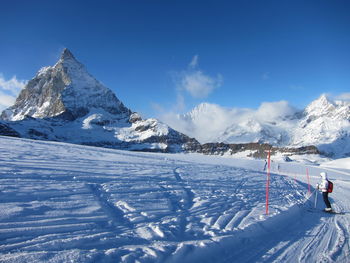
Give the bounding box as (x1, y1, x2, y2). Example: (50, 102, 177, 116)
(1, 136, 350, 263)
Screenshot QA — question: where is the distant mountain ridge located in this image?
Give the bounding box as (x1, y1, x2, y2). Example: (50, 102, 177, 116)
(292, 95, 350, 157)
(174, 95, 350, 157)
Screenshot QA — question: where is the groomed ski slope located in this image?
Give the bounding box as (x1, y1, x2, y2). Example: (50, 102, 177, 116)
(0, 136, 349, 262)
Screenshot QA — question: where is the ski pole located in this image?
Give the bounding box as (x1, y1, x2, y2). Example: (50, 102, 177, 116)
(314, 190, 318, 208)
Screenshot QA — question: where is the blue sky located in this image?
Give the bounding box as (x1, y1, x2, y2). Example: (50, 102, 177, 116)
(1, 0, 350, 117)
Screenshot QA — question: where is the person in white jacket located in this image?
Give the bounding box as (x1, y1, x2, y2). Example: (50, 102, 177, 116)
(317, 172, 332, 212)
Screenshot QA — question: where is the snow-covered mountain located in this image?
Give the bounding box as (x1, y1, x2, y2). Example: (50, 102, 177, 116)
(1, 49, 348, 157)
(1, 49, 131, 121)
(173, 96, 350, 157)
(0, 49, 198, 152)
(174, 101, 299, 146)
(292, 95, 350, 156)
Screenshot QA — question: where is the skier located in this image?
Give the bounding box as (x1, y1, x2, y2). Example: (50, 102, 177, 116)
(263, 160, 267, 171)
(316, 172, 332, 212)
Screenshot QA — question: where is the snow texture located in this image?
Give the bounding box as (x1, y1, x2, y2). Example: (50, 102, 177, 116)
(1, 136, 350, 262)
(320, 157, 350, 170)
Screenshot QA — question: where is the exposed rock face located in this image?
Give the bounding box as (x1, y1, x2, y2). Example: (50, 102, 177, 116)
(0, 122, 20, 137)
(185, 142, 320, 159)
(1, 49, 131, 121)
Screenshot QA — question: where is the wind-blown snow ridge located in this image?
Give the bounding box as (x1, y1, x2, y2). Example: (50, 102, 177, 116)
(1, 136, 350, 262)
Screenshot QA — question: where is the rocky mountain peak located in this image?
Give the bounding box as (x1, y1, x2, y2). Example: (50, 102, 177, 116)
(60, 48, 75, 61)
(1, 48, 131, 121)
(305, 94, 335, 117)
(56, 48, 83, 72)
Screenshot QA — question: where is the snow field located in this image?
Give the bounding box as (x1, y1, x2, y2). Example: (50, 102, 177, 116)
(0, 136, 349, 262)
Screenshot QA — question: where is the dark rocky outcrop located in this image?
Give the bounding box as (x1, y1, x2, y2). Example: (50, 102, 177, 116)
(0, 122, 20, 137)
(185, 142, 320, 159)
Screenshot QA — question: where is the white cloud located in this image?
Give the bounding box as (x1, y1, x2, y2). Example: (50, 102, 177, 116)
(189, 55, 199, 69)
(175, 93, 186, 112)
(0, 91, 17, 111)
(161, 103, 238, 141)
(0, 74, 26, 112)
(180, 71, 222, 99)
(155, 55, 225, 136)
(256, 101, 297, 121)
(0, 74, 26, 95)
(176, 55, 223, 99)
(159, 101, 298, 143)
(334, 93, 350, 102)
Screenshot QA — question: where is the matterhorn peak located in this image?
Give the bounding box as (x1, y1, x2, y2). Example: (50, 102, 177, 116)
(61, 48, 75, 60)
(55, 48, 84, 70)
(36, 49, 80, 78)
(1, 49, 131, 121)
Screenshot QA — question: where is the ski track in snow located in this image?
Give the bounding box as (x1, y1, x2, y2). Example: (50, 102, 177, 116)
(0, 136, 350, 262)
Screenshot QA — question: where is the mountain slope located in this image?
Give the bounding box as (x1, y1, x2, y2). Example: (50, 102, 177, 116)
(292, 95, 350, 156)
(0, 49, 198, 152)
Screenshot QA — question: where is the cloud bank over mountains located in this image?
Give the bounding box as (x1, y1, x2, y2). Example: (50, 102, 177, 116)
(159, 100, 299, 143)
(158, 93, 350, 159)
(335, 93, 350, 102)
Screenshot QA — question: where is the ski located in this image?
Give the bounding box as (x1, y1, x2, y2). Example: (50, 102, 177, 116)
(306, 209, 345, 215)
(324, 210, 345, 215)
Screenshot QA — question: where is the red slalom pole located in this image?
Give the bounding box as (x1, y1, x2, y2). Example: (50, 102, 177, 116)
(306, 168, 311, 195)
(266, 149, 271, 215)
